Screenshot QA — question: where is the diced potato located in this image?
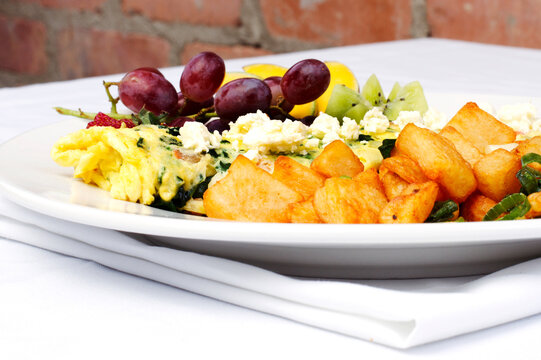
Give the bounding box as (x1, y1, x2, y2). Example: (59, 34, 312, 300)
(378, 166, 409, 200)
(444, 102, 516, 152)
(203, 155, 302, 222)
(287, 199, 321, 223)
(395, 124, 477, 203)
(272, 156, 325, 200)
(461, 192, 497, 222)
(526, 192, 541, 219)
(353, 168, 385, 194)
(380, 155, 428, 184)
(313, 177, 387, 224)
(310, 140, 364, 178)
(439, 126, 482, 167)
(515, 136, 541, 172)
(378, 181, 440, 224)
(473, 149, 522, 202)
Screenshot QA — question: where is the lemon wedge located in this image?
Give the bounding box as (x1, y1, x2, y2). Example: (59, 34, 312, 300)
(242, 63, 287, 79)
(316, 61, 359, 114)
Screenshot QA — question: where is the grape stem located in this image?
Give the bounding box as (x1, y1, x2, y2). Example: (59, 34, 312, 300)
(103, 81, 120, 114)
(54, 107, 130, 120)
(194, 106, 217, 122)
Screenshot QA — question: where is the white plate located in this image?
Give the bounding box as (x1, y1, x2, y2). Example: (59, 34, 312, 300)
(2, 93, 541, 279)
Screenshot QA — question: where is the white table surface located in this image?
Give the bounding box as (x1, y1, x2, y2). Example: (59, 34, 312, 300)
(1, 38, 541, 359)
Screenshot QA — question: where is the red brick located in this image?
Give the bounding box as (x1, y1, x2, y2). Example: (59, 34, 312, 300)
(260, 0, 412, 46)
(180, 42, 273, 64)
(122, 0, 242, 26)
(56, 28, 171, 79)
(18, 0, 107, 11)
(427, 0, 541, 49)
(0, 15, 48, 74)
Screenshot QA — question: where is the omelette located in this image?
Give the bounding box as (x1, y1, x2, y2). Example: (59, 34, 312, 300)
(51, 112, 392, 215)
(51, 124, 225, 213)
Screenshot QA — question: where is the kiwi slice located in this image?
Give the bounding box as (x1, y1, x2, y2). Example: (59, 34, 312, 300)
(361, 74, 386, 107)
(383, 81, 428, 121)
(343, 102, 371, 122)
(325, 84, 367, 121)
(387, 82, 401, 102)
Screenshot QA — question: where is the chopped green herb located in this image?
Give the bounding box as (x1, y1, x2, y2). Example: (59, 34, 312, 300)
(426, 200, 459, 222)
(483, 193, 531, 221)
(136, 137, 145, 148)
(358, 134, 374, 142)
(378, 139, 396, 159)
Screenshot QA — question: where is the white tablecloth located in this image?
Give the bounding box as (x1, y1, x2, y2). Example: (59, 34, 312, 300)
(1, 39, 541, 359)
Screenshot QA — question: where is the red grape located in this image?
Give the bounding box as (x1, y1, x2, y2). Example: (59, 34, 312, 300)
(180, 52, 225, 103)
(133, 67, 164, 77)
(214, 78, 272, 119)
(177, 92, 214, 116)
(119, 69, 178, 115)
(281, 59, 330, 105)
(205, 118, 230, 134)
(169, 116, 196, 127)
(263, 76, 294, 113)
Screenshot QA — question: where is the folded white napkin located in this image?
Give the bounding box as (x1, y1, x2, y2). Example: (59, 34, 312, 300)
(1, 196, 540, 349)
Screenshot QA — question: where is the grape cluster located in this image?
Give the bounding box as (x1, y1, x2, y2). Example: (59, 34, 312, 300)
(117, 52, 330, 133)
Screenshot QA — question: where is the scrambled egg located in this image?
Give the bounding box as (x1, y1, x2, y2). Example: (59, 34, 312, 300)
(51, 125, 216, 208)
(51, 113, 396, 213)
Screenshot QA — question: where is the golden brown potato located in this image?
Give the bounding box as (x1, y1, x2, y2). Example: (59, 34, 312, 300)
(439, 126, 482, 167)
(378, 166, 409, 201)
(310, 140, 364, 178)
(272, 156, 325, 200)
(378, 181, 440, 224)
(313, 177, 387, 224)
(526, 192, 541, 219)
(203, 155, 302, 222)
(515, 136, 541, 172)
(287, 199, 322, 223)
(461, 192, 497, 222)
(473, 149, 522, 202)
(444, 102, 516, 152)
(353, 168, 385, 194)
(380, 155, 428, 184)
(395, 123, 477, 203)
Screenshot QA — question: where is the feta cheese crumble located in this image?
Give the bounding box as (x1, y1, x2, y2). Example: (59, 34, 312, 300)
(223, 110, 310, 154)
(497, 103, 538, 134)
(360, 108, 390, 134)
(178, 122, 221, 153)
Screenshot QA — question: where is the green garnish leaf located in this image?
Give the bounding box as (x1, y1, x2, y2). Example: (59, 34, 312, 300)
(483, 193, 531, 221)
(426, 200, 459, 222)
(133, 108, 169, 125)
(378, 139, 396, 159)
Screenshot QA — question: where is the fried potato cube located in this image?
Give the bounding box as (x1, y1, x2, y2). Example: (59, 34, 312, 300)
(378, 181, 439, 224)
(203, 155, 302, 222)
(444, 102, 516, 152)
(395, 124, 477, 203)
(378, 166, 409, 200)
(526, 192, 541, 219)
(380, 155, 428, 184)
(310, 140, 364, 178)
(439, 126, 482, 167)
(287, 199, 321, 223)
(473, 149, 522, 202)
(313, 177, 387, 223)
(272, 156, 325, 200)
(353, 168, 385, 192)
(461, 192, 497, 222)
(515, 136, 541, 172)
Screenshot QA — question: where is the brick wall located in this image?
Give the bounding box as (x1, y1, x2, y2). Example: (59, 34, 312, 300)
(1, 0, 540, 87)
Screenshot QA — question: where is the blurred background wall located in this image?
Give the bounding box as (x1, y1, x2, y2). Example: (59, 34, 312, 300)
(1, 0, 540, 87)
